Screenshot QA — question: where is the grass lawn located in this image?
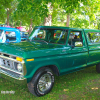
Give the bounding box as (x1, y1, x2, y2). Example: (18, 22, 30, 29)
(0, 66, 100, 100)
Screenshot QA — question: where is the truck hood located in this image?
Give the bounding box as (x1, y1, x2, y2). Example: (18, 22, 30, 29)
(0, 41, 66, 59)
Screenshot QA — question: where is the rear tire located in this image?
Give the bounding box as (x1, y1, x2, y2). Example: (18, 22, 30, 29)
(96, 63, 100, 73)
(27, 67, 54, 97)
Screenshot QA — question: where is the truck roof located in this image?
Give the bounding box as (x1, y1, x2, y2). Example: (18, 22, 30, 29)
(83, 29, 100, 33)
(0, 27, 20, 32)
(35, 26, 100, 33)
(35, 26, 82, 31)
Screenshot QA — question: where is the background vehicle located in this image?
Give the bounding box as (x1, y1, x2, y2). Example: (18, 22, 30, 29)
(0, 27, 21, 43)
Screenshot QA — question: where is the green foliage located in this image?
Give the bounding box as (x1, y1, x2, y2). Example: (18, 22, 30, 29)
(15, 0, 48, 25)
(0, 0, 19, 26)
(59, 0, 80, 13)
(70, 14, 89, 28)
(0, 0, 13, 8)
(0, 5, 6, 21)
(0, 0, 100, 29)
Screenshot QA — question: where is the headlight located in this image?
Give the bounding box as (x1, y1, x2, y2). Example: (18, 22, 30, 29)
(17, 64, 22, 72)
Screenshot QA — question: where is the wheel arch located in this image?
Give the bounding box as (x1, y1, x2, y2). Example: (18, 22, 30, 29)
(26, 63, 60, 83)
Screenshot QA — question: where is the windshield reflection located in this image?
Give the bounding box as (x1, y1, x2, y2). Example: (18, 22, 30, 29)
(29, 28, 68, 44)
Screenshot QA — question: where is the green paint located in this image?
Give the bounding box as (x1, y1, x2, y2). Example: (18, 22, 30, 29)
(0, 26, 100, 83)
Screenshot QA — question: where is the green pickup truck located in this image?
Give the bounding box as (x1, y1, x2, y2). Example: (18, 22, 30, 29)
(0, 26, 100, 97)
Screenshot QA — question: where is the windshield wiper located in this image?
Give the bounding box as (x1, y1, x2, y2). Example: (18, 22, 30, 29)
(40, 40, 48, 44)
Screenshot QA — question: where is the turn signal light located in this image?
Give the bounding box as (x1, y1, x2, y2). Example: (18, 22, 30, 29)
(26, 59, 34, 61)
(16, 57, 23, 62)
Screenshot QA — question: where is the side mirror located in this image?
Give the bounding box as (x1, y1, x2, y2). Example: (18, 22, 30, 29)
(75, 42, 82, 47)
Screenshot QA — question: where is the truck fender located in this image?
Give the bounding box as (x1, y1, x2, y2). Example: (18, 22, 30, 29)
(25, 62, 60, 83)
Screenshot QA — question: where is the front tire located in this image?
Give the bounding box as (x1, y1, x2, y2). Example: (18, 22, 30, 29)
(96, 63, 100, 73)
(27, 67, 54, 97)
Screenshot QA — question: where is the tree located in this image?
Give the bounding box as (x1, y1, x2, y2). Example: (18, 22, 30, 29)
(44, 2, 53, 26)
(74, 0, 100, 29)
(49, 0, 87, 27)
(60, 0, 85, 27)
(15, 0, 48, 34)
(0, 0, 18, 26)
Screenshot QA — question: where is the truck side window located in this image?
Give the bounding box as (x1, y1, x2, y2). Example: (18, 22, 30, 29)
(87, 32, 100, 43)
(37, 30, 46, 39)
(6, 31, 16, 42)
(68, 31, 83, 47)
(52, 30, 67, 44)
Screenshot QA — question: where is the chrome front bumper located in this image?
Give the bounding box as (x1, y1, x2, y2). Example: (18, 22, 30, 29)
(0, 73, 27, 85)
(0, 64, 27, 85)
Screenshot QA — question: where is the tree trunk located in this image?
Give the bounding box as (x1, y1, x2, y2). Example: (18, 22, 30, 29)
(44, 3, 52, 26)
(44, 17, 47, 26)
(66, 14, 70, 27)
(44, 14, 52, 26)
(29, 19, 33, 35)
(7, 8, 9, 26)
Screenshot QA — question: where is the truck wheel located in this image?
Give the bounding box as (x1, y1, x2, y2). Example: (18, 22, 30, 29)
(96, 63, 100, 73)
(27, 67, 54, 97)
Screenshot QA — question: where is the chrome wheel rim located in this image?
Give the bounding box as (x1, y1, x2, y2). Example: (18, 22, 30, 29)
(37, 73, 52, 92)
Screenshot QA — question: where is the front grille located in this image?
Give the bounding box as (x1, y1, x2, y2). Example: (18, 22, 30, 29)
(0, 52, 25, 80)
(0, 58, 14, 68)
(0, 57, 22, 72)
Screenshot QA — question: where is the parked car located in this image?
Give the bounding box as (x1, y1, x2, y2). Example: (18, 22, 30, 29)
(1, 26, 100, 97)
(0, 27, 21, 43)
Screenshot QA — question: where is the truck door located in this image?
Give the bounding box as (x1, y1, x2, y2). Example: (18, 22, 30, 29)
(66, 29, 88, 70)
(85, 31, 100, 65)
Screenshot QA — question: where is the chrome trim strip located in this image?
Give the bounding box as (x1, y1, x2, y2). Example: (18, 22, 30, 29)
(0, 65, 22, 75)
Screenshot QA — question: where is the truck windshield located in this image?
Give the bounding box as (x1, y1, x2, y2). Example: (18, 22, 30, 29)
(29, 28, 68, 44)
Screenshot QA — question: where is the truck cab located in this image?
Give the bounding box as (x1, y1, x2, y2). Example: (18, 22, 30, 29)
(0, 27, 21, 43)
